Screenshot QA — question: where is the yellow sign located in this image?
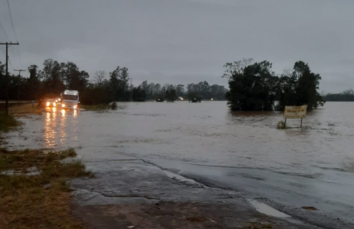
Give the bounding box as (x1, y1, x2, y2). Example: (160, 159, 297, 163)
(284, 105, 307, 119)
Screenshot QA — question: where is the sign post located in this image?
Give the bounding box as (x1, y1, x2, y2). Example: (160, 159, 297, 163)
(284, 105, 307, 128)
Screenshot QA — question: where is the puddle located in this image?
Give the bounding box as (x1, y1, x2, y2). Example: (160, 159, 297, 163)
(248, 199, 290, 218)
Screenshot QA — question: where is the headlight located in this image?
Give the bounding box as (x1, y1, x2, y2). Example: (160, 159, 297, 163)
(62, 104, 65, 108)
(46, 102, 50, 107)
(73, 105, 77, 109)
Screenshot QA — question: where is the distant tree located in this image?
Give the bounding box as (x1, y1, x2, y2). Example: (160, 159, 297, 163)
(165, 89, 176, 102)
(38, 59, 65, 96)
(324, 89, 354, 101)
(64, 62, 89, 93)
(176, 84, 185, 98)
(26, 65, 40, 100)
(132, 87, 146, 101)
(109, 66, 130, 101)
(94, 70, 106, 85)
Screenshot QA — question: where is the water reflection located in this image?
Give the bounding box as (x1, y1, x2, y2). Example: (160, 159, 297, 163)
(43, 108, 78, 148)
(60, 109, 67, 144)
(44, 109, 56, 147)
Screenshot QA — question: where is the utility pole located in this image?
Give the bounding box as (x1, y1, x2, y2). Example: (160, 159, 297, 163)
(14, 69, 26, 104)
(0, 42, 19, 115)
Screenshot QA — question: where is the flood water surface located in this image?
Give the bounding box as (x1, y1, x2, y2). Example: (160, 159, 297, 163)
(4, 101, 354, 227)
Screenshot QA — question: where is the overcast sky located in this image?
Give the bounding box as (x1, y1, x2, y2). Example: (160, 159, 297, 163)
(0, 0, 353, 93)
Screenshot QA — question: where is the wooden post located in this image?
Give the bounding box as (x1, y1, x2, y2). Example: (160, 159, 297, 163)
(284, 118, 287, 126)
(300, 118, 303, 128)
(0, 42, 19, 115)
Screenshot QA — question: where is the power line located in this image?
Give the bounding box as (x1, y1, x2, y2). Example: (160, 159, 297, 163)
(6, 0, 18, 42)
(6, 0, 23, 69)
(0, 22, 10, 41)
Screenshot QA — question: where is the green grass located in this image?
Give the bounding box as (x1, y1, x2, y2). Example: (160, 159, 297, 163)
(0, 113, 20, 132)
(0, 148, 92, 228)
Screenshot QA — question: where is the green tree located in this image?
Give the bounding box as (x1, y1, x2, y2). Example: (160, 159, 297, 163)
(38, 59, 65, 96)
(325, 89, 354, 101)
(109, 66, 130, 101)
(165, 89, 177, 102)
(277, 61, 324, 111)
(132, 87, 146, 101)
(64, 62, 89, 93)
(224, 59, 278, 111)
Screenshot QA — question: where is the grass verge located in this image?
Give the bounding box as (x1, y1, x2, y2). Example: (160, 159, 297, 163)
(0, 113, 20, 132)
(9, 103, 42, 116)
(0, 148, 92, 228)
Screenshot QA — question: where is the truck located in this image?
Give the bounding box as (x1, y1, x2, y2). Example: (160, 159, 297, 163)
(60, 90, 79, 109)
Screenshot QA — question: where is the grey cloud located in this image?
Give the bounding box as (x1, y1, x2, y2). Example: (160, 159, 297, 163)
(1, 0, 353, 92)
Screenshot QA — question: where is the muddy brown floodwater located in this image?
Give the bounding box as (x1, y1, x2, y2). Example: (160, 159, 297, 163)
(4, 101, 354, 228)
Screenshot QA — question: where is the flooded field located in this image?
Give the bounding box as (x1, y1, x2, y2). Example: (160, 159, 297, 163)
(3, 101, 354, 227)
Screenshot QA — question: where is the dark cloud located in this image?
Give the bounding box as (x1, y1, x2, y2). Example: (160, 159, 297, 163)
(1, 0, 353, 92)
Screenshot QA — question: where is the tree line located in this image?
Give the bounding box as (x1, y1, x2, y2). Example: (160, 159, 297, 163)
(0, 59, 227, 105)
(324, 89, 354, 101)
(223, 59, 325, 111)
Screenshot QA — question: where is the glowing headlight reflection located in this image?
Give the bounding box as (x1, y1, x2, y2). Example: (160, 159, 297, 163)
(53, 102, 56, 106)
(46, 102, 50, 107)
(73, 105, 77, 109)
(62, 104, 65, 108)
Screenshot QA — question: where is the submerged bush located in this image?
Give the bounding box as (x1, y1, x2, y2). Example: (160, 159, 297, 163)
(277, 120, 287, 129)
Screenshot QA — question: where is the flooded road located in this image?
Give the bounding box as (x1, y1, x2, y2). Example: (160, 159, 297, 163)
(4, 102, 354, 228)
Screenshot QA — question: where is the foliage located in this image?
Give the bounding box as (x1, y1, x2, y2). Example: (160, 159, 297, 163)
(138, 81, 226, 101)
(165, 89, 177, 102)
(276, 61, 325, 111)
(224, 59, 324, 111)
(186, 81, 227, 101)
(324, 89, 354, 101)
(1, 59, 227, 105)
(225, 60, 278, 111)
(132, 87, 147, 101)
(80, 81, 111, 105)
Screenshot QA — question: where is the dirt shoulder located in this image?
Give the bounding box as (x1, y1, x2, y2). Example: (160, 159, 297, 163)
(71, 159, 317, 229)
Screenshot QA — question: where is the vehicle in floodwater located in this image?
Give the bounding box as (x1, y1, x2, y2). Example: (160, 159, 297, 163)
(60, 90, 79, 109)
(156, 97, 165, 102)
(43, 98, 57, 108)
(190, 97, 201, 103)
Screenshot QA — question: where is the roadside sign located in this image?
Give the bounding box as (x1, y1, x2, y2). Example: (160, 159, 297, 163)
(283, 105, 307, 128)
(284, 105, 307, 119)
